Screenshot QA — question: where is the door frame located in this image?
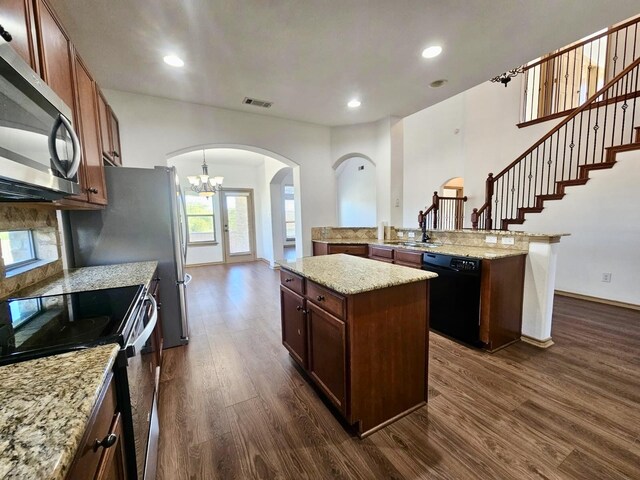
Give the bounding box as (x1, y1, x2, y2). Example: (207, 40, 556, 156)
(220, 188, 257, 264)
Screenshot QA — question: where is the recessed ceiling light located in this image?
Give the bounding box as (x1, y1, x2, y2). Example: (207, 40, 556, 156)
(429, 79, 448, 88)
(422, 46, 443, 59)
(163, 54, 184, 67)
(347, 99, 361, 108)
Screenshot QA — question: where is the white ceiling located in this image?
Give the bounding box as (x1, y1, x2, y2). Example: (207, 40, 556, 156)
(51, 0, 640, 126)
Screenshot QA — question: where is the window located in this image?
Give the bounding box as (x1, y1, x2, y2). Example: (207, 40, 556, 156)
(284, 185, 295, 241)
(185, 195, 217, 244)
(0, 230, 37, 271)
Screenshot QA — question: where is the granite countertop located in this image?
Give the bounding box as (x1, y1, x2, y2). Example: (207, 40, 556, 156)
(369, 241, 527, 259)
(278, 254, 437, 295)
(313, 239, 526, 259)
(12, 261, 158, 298)
(0, 344, 120, 480)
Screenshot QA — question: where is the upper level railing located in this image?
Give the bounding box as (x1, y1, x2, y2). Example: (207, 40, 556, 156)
(521, 15, 640, 125)
(472, 55, 640, 231)
(419, 192, 467, 231)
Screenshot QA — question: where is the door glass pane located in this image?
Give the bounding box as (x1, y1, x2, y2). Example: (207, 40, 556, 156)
(226, 195, 250, 254)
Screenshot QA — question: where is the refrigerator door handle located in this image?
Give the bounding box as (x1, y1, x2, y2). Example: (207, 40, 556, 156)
(184, 273, 192, 286)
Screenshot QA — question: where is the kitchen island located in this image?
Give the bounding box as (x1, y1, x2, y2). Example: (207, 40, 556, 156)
(278, 254, 436, 437)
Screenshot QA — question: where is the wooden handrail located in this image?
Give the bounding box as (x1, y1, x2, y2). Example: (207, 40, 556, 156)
(419, 192, 467, 230)
(495, 55, 640, 182)
(524, 15, 640, 71)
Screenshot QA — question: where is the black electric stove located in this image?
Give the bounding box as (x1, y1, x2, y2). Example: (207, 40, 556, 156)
(0, 285, 144, 366)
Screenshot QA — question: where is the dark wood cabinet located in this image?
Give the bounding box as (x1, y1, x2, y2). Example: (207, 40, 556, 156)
(66, 374, 127, 480)
(33, 0, 74, 110)
(73, 53, 107, 205)
(368, 245, 394, 263)
(393, 249, 423, 269)
(97, 88, 122, 166)
(0, 0, 39, 70)
(306, 300, 346, 413)
(312, 241, 368, 257)
(480, 255, 526, 351)
(280, 286, 308, 368)
(280, 269, 429, 437)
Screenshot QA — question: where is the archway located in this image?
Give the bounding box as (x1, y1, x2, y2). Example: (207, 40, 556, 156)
(166, 144, 302, 267)
(333, 155, 377, 227)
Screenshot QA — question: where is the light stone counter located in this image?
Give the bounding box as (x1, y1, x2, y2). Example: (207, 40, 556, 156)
(313, 239, 527, 259)
(278, 253, 437, 295)
(0, 344, 120, 480)
(11, 261, 158, 298)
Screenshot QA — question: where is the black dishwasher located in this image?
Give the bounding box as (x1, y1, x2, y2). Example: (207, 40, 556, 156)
(422, 252, 484, 347)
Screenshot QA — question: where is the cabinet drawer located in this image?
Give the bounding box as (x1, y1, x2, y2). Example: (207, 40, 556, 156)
(369, 246, 394, 260)
(394, 249, 424, 267)
(280, 269, 305, 295)
(306, 281, 346, 319)
(67, 374, 117, 479)
(327, 244, 368, 256)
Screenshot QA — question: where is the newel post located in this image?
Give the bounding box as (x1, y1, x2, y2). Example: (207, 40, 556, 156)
(471, 208, 479, 230)
(432, 191, 439, 229)
(485, 173, 494, 231)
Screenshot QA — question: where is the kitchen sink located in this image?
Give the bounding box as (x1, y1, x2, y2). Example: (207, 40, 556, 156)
(383, 241, 441, 248)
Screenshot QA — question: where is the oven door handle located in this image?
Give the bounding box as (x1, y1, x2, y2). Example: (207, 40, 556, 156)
(128, 294, 158, 356)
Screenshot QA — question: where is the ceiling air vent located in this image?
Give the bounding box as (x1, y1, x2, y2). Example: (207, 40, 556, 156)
(243, 97, 273, 108)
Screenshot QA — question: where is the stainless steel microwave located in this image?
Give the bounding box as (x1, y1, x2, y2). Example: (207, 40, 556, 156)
(0, 41, 81, 201)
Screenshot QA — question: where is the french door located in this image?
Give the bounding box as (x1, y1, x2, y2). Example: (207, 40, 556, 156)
(221, 189, 256, 263)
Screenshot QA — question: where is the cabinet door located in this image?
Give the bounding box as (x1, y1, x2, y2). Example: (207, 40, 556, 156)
(95, 412, 128, 480)
(0, 0, 39, 70)
(307, 302, 346, 413)
(280, 286, 307, 368)
(34, 0, 74, 109)
(109, 108, 122, 165)
(74, 54, 107, 205)
(96, 89, 114, 162)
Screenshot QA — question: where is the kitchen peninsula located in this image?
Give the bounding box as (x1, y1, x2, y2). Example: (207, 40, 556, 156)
(278, 254, 437, 437)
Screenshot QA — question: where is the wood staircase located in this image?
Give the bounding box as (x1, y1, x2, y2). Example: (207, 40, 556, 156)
(472, 57, 640, 231)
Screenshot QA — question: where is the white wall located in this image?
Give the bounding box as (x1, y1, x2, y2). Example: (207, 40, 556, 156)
(521, 150, 640, 305)
(402, 76, 640, 305)
(336, 157, 376, 227)
(104, 89, 334, 257)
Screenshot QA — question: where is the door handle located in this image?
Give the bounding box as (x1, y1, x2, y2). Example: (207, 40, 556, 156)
(224, 224, 229, 233)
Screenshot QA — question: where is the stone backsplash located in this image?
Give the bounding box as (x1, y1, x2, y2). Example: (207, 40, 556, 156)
(0, 205, 63, 299)
(315, 226, 564, 250)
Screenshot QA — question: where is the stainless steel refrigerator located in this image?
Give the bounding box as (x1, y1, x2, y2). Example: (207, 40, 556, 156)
(69, 166, 191, 348)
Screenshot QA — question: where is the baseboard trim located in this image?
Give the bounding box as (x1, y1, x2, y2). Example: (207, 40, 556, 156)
(555, 290, 640, 311)
(521, 335, 554, 349)
(185, 261, 224, 268)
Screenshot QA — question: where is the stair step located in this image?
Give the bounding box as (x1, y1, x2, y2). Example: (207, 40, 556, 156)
(558, 178, 589, 187)
(518, 207, 544, 214)
(502, 218, 525, 229)
(537, 193, 565, 202)
(579, 161, 616, 176)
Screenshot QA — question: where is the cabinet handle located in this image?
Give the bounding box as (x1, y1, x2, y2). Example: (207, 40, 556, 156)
(93, 433, 117, 451)
(297, 329, 301, 335)
(296, 305, 302, 311)
(285, 278, 293, 283)
(0, 25, 12, 42)
(112, 151, 120, 158)
(316, 295, 325, 302)
(87, 187, 98, 194)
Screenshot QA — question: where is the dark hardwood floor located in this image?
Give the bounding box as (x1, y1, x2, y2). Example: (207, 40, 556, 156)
(157, 262, 640, 480)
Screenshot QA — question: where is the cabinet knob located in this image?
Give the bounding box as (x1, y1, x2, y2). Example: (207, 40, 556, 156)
(285, 278, 293, 283)
(316, 295, 325, 302)
(0, 25, 12, 42)
(112, 151, 120, 158)
(296, 305, 302, 311)
(93, 433, 117, 451)
(87, 187, 99, 194)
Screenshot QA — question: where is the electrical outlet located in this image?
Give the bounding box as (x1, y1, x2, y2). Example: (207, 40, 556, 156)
(408, 232, 416, 238)
(602, 273, 612, 283)
(501, 236, 515, 245)
(485, 235, 498, 244)
(397, 231, 404, 238)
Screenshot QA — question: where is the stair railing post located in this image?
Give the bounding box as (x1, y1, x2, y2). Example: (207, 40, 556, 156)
(484, 173, 494, 230)
(432, 191, 439, 229)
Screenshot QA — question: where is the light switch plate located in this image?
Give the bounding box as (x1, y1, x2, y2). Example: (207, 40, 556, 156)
(398, 231, 404, 238)
(501, 236, 515, 245)
(485, 235, 498, 244)
(408, 232, 416, 238)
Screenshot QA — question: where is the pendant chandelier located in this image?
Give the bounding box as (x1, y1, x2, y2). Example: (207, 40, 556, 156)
(187, 150, 224, 197)
(490, 65, 525, 87)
